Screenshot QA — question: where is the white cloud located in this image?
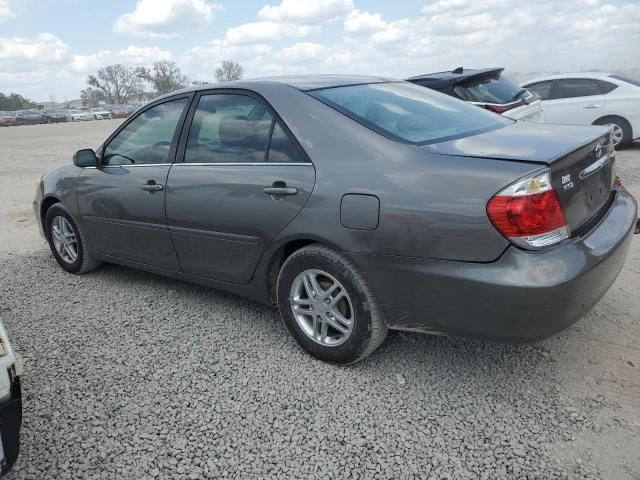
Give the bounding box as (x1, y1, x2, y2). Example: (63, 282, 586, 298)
(344, 10, 387, 33)
(0, 0, 13, 21)
(0, 33, 68, 61)
(224, 21, 320, 45)
(422, 0, 507, 15)
(71, 46, 173, 72)
(258, 0, 354, 23)
(114, 0, 222, 37)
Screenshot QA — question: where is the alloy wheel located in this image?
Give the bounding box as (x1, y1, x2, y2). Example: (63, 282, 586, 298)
(289, 269, 355, 347)
(51, 216, 78, 264)
(607, 123, 624, 147)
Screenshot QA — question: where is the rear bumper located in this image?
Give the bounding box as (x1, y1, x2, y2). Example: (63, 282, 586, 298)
(353, 188, 638, 342)
(0, 377, 22, 476)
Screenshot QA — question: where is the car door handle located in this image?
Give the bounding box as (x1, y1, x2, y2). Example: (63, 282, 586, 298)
(584, 104, 600, 109)
(141, 183, 163, 192)
(263, 187, 298, 196)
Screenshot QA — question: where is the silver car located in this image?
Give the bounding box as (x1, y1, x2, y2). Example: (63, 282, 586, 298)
(34, 75, 639, 363)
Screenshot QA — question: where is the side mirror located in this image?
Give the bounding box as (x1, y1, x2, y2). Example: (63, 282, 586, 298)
(73, 149, 98, 168)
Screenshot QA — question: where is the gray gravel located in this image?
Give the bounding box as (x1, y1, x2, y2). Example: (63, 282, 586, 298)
(2, 251, 636, 480)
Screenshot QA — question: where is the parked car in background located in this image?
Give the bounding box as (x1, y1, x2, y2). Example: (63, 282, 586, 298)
(34, 76, 638, 364)
(66, 110, 91, 122)
(522, 72, 640, 148)
(41, 109, 68, 123)
(89, 108, 112, 120)
(14, 110, 44, 125)
(407, 67, 542, 121)
(108, 106, 129, 119)
(0, 112, 15, 127)
(0, 320, 22, 476)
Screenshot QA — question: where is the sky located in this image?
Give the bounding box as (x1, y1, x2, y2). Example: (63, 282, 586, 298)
(0, 0, 639, 101)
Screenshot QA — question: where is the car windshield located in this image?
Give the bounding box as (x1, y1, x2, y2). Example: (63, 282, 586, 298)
(453, 75, 525, 104)
(309, 82, 511, 145)
(609, 74, 640, 87)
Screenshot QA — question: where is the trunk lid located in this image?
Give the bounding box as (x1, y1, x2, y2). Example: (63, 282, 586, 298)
(424, 122, 615, 234)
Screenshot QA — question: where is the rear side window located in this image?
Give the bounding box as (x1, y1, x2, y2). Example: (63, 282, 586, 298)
(525, 81, 553, 100)
(310, 82, 511, 145)
(598, 80, 618, 94)
(453, 76, 523, 104)
(267, 122, 305, 163)
(185, 93, 308, 164)
(185, 94, 273, 163)
(553, 79, 601, 98)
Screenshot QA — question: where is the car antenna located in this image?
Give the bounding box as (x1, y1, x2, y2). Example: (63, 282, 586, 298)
(452, 67, 463, 74)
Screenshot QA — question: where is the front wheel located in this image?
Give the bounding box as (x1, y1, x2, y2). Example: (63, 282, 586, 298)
(45, 204, 101, 274)
(277, 245, 387, 364)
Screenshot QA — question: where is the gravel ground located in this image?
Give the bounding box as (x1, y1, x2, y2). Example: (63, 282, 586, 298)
(0, 122, 639, 479)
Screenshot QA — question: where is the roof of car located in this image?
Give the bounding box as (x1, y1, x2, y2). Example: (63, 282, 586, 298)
(522, 72, 614, 85)
(406, 68, 505, 89)
(167, 74, 397, 97)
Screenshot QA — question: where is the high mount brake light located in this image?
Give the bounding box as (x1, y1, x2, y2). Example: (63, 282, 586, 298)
(487, 170, 569, 249)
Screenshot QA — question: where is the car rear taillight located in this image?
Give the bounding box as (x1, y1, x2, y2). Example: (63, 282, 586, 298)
(487, 170, 569, 249)
(481, 104, 512, 114)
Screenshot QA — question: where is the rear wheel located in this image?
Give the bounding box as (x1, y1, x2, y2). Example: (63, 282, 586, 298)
(277, 245, 387, 364)
(45, 204, 101, 274)
(593, 116, 632, 148)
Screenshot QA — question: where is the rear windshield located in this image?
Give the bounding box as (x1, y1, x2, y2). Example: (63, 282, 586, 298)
(453, 75, 525, 104)
(309, 82, 511, 145)
(609, 74, 640, 87)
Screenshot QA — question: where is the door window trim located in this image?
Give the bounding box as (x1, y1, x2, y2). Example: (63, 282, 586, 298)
(97, 93, 195, 168)
(175, 88, 313, 166)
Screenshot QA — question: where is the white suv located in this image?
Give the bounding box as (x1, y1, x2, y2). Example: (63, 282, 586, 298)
(522, 72, 640, 148)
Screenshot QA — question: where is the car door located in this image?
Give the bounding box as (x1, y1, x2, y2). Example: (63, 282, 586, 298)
(165, 91, 315, 284)
(77, 95, 191, 269)
(523, 80, 554, 122)
(544, 78, 606, 125)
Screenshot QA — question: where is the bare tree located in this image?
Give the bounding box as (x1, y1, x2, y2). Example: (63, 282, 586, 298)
(215, 60, 244, 82)
(87, 64, 147, 104)
(142, 61, 189, 96)
(80, 87, 106, 107)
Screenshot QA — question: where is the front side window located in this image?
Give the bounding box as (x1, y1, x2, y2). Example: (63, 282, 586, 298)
(553, 79, 601, 99)
(185, 94, 273, 163)
(310, 82, 511, 145)
(525, 81, 553, 100)
(103, 98, 188, 166)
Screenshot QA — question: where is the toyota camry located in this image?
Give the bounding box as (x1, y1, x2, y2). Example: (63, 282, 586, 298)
(33, 75, 639, 364)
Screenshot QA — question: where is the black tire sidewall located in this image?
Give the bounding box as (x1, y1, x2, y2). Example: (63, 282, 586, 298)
(277, 250, 376, 364)
(594, 117, 632, 148)
(45, 205, 85, 274)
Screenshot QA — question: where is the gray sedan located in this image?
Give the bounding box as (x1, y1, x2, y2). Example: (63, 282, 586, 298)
(33, 75, 639, 364)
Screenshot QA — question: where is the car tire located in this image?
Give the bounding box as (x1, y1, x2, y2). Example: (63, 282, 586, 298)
(45, 204, 101, 274)
(593, 116, 633, 148)
(276, 245, 388, 364)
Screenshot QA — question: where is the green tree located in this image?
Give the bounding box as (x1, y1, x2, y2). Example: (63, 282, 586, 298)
(87, 64, 147, 104)
(0, 92, 36, 110)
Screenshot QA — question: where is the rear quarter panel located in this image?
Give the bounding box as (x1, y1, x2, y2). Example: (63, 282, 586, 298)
(255, 83, 543, 262)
